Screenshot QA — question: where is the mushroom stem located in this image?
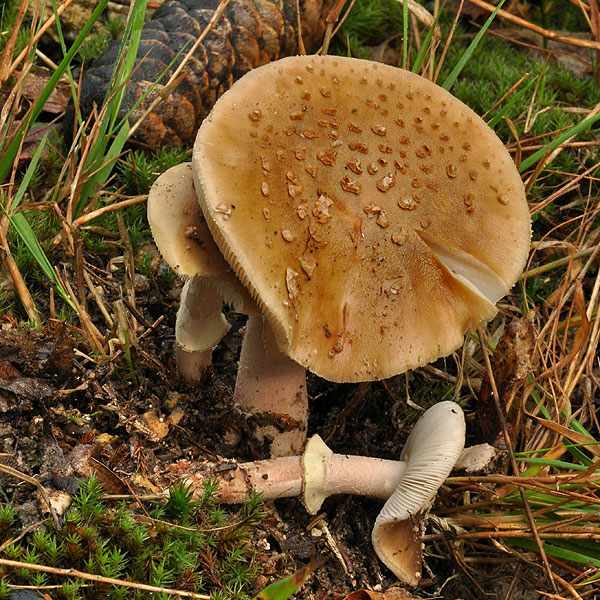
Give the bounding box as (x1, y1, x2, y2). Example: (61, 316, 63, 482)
(183, 453, 406, 505)
(314, 454, 406, 499)
(175, 276, 230, 383)
(180, 401, 465, 586)
(185, 456, 304, 504)
(234, 315, 308, 457)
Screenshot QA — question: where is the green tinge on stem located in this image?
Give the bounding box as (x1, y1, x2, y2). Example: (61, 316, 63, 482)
(441, 0, 506, 91)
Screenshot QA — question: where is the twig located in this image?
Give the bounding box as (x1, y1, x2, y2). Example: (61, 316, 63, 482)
(521, 247, 597, 280)
(0, 558, 210, 599)
(466, 0, 600, 49)
(0, 520, 49, 553)
(482, 72, 529, 119)
(320, 0, 347, 56)
(0, 0, 29, 84)
(72, 196, 147, 228)
(433, 0, 464, 83)
(0, 465, 58, 528)
(0, 225, 40, 324)
(5, 0, 76, 81)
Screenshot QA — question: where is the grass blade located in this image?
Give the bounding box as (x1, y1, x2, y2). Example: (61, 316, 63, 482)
(441, 0, 506, 91)
(411, 2, 444, 74)
(401, 0, 408, 69)
(0, 0, 109, 182)
(519, 110, 600, 172)
(2, 135, 76, 310)
(487, 73, 536, 128)
(75, 0, 151, 217)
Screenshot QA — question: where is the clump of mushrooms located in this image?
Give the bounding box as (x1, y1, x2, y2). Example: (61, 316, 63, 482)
(148, 55, 531, 583)
(148, 164, 308, 457)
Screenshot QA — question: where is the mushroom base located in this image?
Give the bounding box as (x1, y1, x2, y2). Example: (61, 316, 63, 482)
(234, 315, 308, 457)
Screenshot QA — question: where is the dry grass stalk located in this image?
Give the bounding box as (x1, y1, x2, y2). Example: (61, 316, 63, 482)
(467, 0, 600, 50)
(0, 558, 211, 599)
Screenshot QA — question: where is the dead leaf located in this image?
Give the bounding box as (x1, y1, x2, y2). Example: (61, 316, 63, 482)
(167, 407, 185, 426)
(142, 410, 170, 440)
(476, 315, 536, 448)
(22, 69, 71, 113)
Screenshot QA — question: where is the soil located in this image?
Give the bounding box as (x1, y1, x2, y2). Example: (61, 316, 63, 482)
(0, 292, 412, 597)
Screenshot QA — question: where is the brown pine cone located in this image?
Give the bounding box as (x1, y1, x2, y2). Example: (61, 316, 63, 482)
(72, 0, 334, 149)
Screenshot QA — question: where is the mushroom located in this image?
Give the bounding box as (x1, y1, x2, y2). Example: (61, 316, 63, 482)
(148, 163, 308, 457)
(191, 55, 531, 383)
(180, 401, 465, 585)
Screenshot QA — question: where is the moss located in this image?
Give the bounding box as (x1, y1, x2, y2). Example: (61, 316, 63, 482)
(0, 476, 265, 599)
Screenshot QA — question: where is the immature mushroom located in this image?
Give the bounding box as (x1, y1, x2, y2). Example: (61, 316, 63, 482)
(192, 55, 531, 382)
(180, 401, 465, 584)
(148, 163, 307, 456)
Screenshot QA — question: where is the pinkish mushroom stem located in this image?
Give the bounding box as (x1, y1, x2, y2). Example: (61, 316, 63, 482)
(182, 444, 405, 505)
(180, 401, 466, 586)
(234, 315, 308, 457)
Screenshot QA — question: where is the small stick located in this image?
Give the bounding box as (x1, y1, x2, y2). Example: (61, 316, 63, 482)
(73, 195, 147, 228)
(0, 0, 29, 84)
(433, 0, 464, 83)
(482, 72, 529, 119)
(5, 0, 76, 82)
(466, 0, 600, 50)
(0, 465, 59, 528)
(0, 225, 40, 324)
(0, 558, 210, 599)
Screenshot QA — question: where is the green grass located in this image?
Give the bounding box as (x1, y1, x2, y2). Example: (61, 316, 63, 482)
(117, 147, 190, 196)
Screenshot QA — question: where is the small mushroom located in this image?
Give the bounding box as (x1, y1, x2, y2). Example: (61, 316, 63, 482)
(192, 55, 531, 383)
(148, 163, 307, 457)
(148, 163, 256, 377)
(181, 401, 465, 585)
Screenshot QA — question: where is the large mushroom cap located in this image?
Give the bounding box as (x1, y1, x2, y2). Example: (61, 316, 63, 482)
(193, 55, 531, 382)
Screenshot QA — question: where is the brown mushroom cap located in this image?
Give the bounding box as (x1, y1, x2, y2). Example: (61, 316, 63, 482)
(192, 56, 531, 382)
(147, 162, 256, 313)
